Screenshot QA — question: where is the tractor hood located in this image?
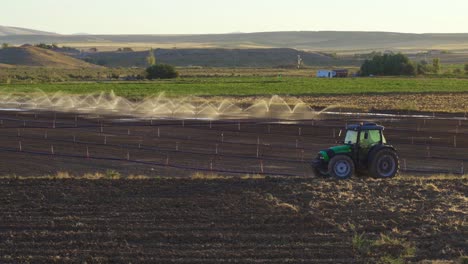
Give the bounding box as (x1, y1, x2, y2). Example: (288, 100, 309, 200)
(318, 145, 352, 162)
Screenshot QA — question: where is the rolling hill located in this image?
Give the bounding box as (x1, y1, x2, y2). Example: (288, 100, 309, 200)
(0, 26, 58, 36)
(0, 46, 99, 68)
(78, 48, 356, 67)
(2, 28, 468, 51)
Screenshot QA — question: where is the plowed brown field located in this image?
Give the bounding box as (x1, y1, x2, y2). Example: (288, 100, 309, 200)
(0, 177, 466, 263)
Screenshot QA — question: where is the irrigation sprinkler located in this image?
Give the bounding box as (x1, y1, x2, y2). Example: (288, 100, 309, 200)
(221, 132, 224, 143)
(165, 156, 169, 166)
(182, 120, 185, 127)
(403, 159, 407, 171)
(215, 144, 219, 155)
(73, 135, 76, 143)
(157, 127, 160, 137)
(260, 160, 264, 173)
(86, 146, 89, 158)
(127, 129, 131, 135)
(176, 142, 179, 151)
(51, 145, 54, 155)
(298, 127, 302, 136)
(238, 122, 241, 131)
(23, 120, 26, 127)
(454, 136, 457, 148)
(19, 141, 22, 152)
(104, 136, 107, 145)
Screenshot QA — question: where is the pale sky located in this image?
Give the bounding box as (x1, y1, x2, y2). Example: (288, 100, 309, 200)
(2, 0, 467, 35)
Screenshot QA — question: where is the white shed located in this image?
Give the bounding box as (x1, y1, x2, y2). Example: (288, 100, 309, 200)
(316, 70, 336, 78)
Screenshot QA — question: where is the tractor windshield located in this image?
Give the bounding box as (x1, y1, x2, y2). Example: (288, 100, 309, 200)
(344, 130, 358, 144)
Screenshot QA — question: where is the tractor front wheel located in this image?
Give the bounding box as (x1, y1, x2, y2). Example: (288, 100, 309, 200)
(369, 148, 400, 178)
(328, 155, 355, 179)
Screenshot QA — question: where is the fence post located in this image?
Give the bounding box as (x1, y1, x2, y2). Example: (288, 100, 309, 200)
(256, 137, 260, 158)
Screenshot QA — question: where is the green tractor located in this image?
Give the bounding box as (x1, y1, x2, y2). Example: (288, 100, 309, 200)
(311, 123, 400, 179)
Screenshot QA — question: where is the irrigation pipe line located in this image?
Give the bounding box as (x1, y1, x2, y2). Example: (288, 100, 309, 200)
(0, 146, 461, 176)
(5, 132, 467, 167)
(1, 113, 467, 137)
(4, 124, 467, 167)
(2, 116, 468, 151)
(0, 133, 309, 164)
(0, 146, 301, 177)
(6, 122, 468, 154)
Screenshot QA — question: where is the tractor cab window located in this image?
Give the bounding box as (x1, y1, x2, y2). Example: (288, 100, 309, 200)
(359, 130, 381, 148)
(344, 130, 358, 144)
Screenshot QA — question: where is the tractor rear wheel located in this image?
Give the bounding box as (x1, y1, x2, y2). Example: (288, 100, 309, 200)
(369, 148, 400, 178)
(328, 155, 355, 179)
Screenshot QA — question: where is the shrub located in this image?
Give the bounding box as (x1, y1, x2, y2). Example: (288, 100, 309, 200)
(146, 64, 179, 79)
(360, 53, 416, 76)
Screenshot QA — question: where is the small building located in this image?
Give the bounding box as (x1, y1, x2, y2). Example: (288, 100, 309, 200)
(316, 70, 335, 78)
(334, 69, 349, 78)
(316, 69, 348, 78)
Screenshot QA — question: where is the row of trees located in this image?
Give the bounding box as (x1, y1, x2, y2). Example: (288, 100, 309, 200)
(360, 53, 468, 76)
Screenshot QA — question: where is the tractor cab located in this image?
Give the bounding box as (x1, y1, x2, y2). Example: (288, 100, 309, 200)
(312, 123, 399, 179)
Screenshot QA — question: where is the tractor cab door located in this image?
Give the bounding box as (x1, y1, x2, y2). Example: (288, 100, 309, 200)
(357, 130, 382, 166)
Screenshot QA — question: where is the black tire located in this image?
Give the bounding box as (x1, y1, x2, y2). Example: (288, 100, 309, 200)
(328, 155, 355, 179)
(369, 148, 400, 178)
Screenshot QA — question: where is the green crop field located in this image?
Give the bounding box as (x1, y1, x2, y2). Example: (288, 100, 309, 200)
(1, 77, 468, 99)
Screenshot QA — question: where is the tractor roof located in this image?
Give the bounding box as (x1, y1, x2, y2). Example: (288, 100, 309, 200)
(347, 122, 384, 131)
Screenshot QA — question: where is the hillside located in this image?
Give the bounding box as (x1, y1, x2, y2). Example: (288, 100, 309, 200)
(0, 46, 99, 68)
(0, 26, 58, 36)
(3, 30, 468, 51)
(79, 48, 356, 67)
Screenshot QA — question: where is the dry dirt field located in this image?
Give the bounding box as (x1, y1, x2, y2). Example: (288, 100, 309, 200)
(0, 110, 467, 177)
(0, 177, 466, 263)
(0, 109, 466, 263)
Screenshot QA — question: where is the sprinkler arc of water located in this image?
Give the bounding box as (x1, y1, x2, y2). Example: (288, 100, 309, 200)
(0, 91, 324, 120)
